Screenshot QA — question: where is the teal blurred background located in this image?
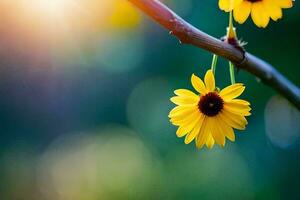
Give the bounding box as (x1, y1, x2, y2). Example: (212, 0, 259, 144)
(0, 0, 300, 199)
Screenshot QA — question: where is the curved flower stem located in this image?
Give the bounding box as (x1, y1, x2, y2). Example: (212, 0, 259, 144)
(226, 11, 237, 40)
(229, 61, 236, 84)
(228, 12, 236, 85)
(211, 54, 218, 74)
(228, 11, 233, 32)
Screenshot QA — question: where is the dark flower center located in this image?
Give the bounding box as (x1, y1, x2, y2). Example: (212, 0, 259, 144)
(198, 92, 224, 117)
(247, 0, 262, 2)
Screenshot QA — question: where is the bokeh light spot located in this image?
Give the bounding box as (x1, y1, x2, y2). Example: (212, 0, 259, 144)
(37, 126, 161, 199)
(164, 148, 255, 199)
(127, 77, 174, 149)
(265, 95, 300, 148)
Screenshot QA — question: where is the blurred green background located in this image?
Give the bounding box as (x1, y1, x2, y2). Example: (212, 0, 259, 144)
(0, 0, 300, 199)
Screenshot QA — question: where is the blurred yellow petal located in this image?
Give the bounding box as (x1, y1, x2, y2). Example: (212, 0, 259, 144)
(196, 118, 209, 149)
(176, 113, 202, 137)
(191, 74, 208, 95)
(220, 0, 292, 27)
(220, 110, 247, 130)
(176, 126, 188, 138)
(224, 100, 251, 116)
(204, 70, 216, 92)
(170, 109, 199, 125)
(168, 105, 197, 118)
(265, 0, 283, 21)
(219, 83, 245, 101)
(216, 115, 235, 142)
(276, 0, 293, 8)
(224, 106, 251, 116)
(205, 134, 215, 149)
(209, 118, 226, 147)
(219, 0, 243, 12)
(219, 0, 232, 11)
(223, 109, 248, 126)
(184, 115, 204, 144)
(174, 89, 199, 100)
(251, 2, 270, 28)
(231, 99, 251, 106)
(170, 96, 198, 106)
(234, 1, 252, 24)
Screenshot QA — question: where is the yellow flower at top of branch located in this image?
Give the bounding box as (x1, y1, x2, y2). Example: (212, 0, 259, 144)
(169, 70, 251, 149)
(219, 0, 294, 28)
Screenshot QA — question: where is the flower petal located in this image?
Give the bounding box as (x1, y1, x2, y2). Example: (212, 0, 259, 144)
(219, 0, 243, 12)
(209, 118, 226, 147)
(219, 0, 232, 12)
(251, 2, 270, 28)
(224, 100, 251, 116)
(168, 105, 197, 118)
(170, 96, 198, 106)
(174, 89, 199, 99)
(233, 0, 251, 24)
(170, 109, 199, 126)
(219, 110, 248, 130)
(174, 112, 202, 136)
(224, 106, 251, 116)
(231, 99, 250, 105)
(219, 83, 245, 101)
(176, 120, 199, 138)
(191, 74, 207, 95)
(276, 0, 293, 8)
(184, 114, 204, 144)
(204, 69, 216, 92)
(205, 134, 215, 149)
(176, 126, 189, 138)
(196, 117, 209, 149)
(264, 0, 283, 21)
(223, 109, 248, 125)
(216, 115, 235, 142)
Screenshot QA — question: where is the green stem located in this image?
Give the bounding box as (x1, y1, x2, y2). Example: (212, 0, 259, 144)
(228, 11, 236, 85)
(227, 11, 236, 39)
(211, 54, 218, 74)
(229, 61, 236, 84)
(229, 11, 233, 28)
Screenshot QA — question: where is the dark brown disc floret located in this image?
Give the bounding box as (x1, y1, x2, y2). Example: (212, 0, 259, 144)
(198, 92, 224, 117)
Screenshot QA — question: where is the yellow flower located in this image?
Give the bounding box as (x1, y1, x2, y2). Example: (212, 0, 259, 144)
(219, 0, 294, 28)
(169, 70, 251, 149)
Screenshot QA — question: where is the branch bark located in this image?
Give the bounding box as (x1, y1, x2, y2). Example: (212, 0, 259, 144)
(129, 0, 300, 110)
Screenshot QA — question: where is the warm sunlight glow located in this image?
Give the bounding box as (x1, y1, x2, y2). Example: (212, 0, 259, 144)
(3, 0, 140, 39)
(34, 0, 74, 18)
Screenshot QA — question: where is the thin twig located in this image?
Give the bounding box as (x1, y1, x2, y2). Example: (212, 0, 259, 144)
(128, 0, 300, 109)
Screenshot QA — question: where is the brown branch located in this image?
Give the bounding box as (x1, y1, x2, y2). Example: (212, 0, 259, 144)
(129, 0, 300, 109)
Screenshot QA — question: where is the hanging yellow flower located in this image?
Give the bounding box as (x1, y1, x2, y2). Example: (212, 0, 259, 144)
(169, 70, 251, 149)
(219, 0, 294, 28)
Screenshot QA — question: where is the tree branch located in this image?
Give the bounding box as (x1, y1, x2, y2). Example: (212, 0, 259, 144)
(129, 0, 300, 110)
